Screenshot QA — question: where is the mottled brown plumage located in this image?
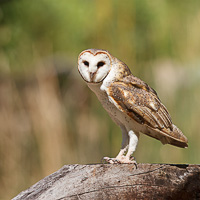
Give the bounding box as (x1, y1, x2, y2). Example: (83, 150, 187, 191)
(107, 77, 188, 148)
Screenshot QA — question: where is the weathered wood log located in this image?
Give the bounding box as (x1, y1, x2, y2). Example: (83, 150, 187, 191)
(13, 163, 200, 200)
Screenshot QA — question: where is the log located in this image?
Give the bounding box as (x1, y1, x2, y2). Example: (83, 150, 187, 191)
(12, 163, 200, 200)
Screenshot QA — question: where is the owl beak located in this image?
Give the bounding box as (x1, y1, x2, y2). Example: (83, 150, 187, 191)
(90, 72, 96, 81)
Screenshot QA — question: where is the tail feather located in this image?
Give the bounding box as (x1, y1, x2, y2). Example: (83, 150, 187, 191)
(145, 124, 188, 148)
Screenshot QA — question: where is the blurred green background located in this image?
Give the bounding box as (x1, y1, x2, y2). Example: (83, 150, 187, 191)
(0, 0, 200, 199)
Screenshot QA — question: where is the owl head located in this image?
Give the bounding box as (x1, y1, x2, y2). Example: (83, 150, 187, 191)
(78, 49, 113, 83)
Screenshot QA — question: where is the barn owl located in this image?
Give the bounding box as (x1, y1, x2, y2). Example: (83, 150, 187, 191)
(78, 49, 188, 164)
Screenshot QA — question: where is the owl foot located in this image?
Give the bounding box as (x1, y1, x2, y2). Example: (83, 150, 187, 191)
(103, 156, 137, 167)
(102, 157, 121, 164)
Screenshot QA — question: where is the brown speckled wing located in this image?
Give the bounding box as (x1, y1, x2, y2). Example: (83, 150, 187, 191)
(107, 75, 188, 148)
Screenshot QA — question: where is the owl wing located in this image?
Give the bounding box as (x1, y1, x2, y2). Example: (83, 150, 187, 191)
(107, 75, 188, 148)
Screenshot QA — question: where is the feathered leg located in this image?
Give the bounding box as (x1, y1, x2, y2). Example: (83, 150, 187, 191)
(123, 130, 139, 164)
(116, 125, 129, 160)
(103, 127, 138, 164)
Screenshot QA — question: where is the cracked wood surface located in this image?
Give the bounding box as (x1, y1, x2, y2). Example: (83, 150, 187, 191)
(12, 163, 200, 200)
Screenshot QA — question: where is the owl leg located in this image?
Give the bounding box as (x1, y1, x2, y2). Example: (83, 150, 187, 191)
(122, 130, 139, 164)
(103, 126, 130, 164)
(115, 125, 129, 160)
(104, 130, 139, 164)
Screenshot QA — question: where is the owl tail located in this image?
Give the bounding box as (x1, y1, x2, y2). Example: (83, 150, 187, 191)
(146, 124, 188, 148)
(160, 124, 188, 148)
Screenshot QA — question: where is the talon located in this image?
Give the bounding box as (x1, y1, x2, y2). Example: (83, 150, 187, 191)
(102, 157, 121, 164)
(113, 159, 121, 164)
(130, 155, 135, 160)
(102, 157, 113, 164)
(134, 162, 138, 169)
(129, 158, 137, 168)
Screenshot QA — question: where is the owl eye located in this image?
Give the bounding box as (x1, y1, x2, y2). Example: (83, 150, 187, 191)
(97, 61, 105, 68)
(83, 61, 89, 67)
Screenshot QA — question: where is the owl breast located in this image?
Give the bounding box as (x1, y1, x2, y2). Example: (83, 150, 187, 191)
(87, 83, 143, 132)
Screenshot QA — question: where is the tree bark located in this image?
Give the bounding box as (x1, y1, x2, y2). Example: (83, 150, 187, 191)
(12, 163, 200, 200)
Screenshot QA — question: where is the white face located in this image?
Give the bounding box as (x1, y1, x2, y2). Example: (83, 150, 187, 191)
(78, 50, 111, 83)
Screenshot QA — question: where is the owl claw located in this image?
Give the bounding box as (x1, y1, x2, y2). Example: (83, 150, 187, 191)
(102, 157, 121, 164)
(130, 155, 137, 162)
(102, 156, 137, 168)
